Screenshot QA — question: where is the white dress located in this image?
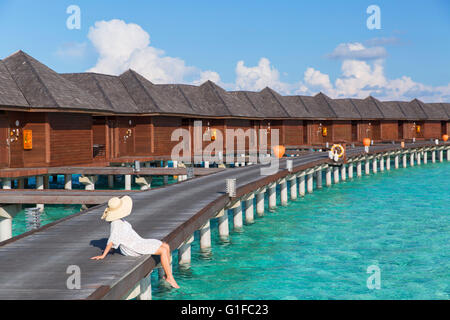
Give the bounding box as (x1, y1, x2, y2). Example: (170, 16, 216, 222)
(107, 219, 162, 257)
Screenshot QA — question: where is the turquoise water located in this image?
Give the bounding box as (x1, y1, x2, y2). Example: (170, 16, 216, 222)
(11, 174, 177, 237)
(153, 162, 449, 300)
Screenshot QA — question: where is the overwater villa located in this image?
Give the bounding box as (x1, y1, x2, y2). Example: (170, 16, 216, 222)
(0, 50, 448, 169)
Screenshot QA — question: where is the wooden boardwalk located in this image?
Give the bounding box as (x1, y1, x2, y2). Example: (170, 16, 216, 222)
(0, 167, 224, 179)
(0, 142, 444, 299)
(0, 189, 140, 204)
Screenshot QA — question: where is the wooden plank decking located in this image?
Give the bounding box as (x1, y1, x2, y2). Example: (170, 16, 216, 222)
(0, 189, 140, 204)
(0, 167, 224, 179)
(0, 142, 446, 300)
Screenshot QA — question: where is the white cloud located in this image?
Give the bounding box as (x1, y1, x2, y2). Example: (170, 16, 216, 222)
(235, 58, 298, 94)
(192, 70, 221, 85)
(85, 21, 449, 102)
(334, 59, 386, 98)
(304, 67, 334, 93)
(87, 19, 213, 84)
(298, 41, 450, 102)
(327, 42, 387, 61)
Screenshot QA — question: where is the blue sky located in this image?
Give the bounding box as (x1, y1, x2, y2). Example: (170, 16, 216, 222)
(0, 0, 449, 101)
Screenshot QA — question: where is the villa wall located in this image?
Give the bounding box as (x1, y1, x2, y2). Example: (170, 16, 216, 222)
(331, 121, 352, 142)
(48, 113, 92, 166)
(5, 111, 48, 168)
(152, 116, 184, 158)
(225, 119, 255, 154)
(0, 114, 8, 168)
(380, 121, 398, 141)
(422, 121, 442, 139)
(283, 120, 304, 146)
(305, 120, 333, 145)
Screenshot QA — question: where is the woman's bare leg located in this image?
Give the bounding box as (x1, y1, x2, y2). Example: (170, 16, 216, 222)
(155, 242, 179, 288)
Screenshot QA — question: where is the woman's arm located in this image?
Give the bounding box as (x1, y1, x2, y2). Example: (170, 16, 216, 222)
(90, 242, 114, 260)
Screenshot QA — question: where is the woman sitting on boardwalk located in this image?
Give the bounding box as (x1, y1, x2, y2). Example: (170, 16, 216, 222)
(90, 196, 180, 289)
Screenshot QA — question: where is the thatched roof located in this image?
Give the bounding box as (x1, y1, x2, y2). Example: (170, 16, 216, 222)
(0, 51, 448, 120)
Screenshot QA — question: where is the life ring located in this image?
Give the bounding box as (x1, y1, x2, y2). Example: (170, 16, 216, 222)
(330, 144, 345, 158)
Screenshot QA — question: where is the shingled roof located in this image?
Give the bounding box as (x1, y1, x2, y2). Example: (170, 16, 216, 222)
(408, 99, 428, 120)
(349, 97, 384, 119)
(0, 51, 448, 121)
(0, 60, 29, 108)
(442, 103, 450, 118)
(2, 51, 108, 112)
(62, 73, 140, 114)
(414, 99, 447, 120)
(278, 96, 313, 118)
(375, 99, 407, 120)
(318, 93, 361, 119)
(201, 81, 263, 118)
(431, 102, 450, 119)
(239, 88, 290, 118)
(118, 70, 194, 115)
(177, 82, 230, 117)
(307, 93, 336, 118)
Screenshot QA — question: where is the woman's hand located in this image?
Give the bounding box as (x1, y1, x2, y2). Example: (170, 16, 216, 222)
(90, 242, 114, 260)
(90, 255, 105, 260)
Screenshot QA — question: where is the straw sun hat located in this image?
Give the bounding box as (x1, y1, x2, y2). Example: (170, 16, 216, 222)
(101, 196, 133, 222)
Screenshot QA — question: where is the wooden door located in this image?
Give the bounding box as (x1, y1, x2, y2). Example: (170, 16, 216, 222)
(0, 116, 9, 168)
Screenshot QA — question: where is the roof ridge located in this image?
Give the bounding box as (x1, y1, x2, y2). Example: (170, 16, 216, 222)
(368, 96, 386, 118)
(395, 101, 408, 118)
(437, 102, 450, 118)
(265, 88, 291, 117)
(125, 70, 162, 112)
(63, 71, 119, 78)
(204, 81, 233, 116)
(241, 92, 262, 115)
(16, 51, 60, 108)
(412, 99, 429, 119)
(296, 96, 311, 114)
(348, 99, 363, 118)
(91, 74, 116, 110)
(1, 59, 32, 108)
(176, 85, 196, 111)
(317, 93, 338, 118)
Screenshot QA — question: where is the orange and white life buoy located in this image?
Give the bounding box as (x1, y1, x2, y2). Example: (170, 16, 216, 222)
(331, 144, 345, 158)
